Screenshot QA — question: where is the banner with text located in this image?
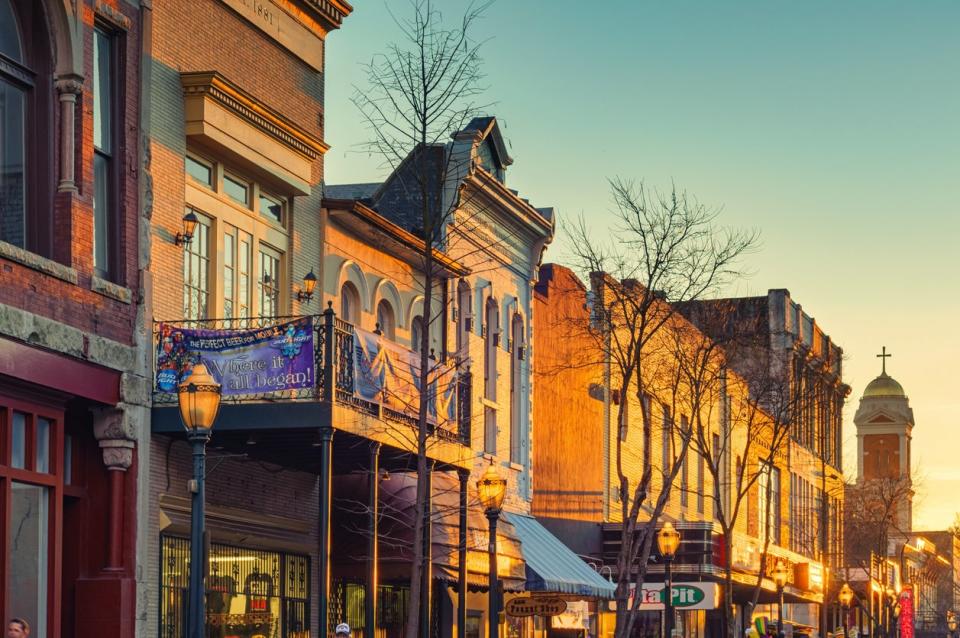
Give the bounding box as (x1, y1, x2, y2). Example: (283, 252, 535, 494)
(352, 327, 457, 424)
(155, 318, 315, 396)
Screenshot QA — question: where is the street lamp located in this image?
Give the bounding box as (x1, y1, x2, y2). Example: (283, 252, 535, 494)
(178, 362, 222, 638)
(773, 560, 789, 638)
(839, 583, 854, 638)
(657, 522, 681, 638)
(947, 610, 957, 637)
(477, 461, 507, 638)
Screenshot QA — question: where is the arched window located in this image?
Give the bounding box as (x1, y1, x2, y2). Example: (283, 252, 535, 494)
(340, 282, 360, 324)
(376, 298, 396, 340)
(411, 315, 424, 354)
(0, 0, 53, 256)
(509, 313, 524, 463)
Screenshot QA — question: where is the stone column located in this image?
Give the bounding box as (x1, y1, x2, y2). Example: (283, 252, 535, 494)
(93, 405, 137, 571)
(54, 74, 83, 193)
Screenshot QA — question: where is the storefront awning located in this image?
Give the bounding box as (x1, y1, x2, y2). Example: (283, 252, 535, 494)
(507, 513, 616, 599)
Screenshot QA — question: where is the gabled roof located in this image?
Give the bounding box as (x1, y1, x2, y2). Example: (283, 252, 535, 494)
(462, 116, 513, 168)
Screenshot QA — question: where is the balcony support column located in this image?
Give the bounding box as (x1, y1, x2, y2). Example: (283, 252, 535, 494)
(318, 426, 334, 637)
(366, 442, 381, 638)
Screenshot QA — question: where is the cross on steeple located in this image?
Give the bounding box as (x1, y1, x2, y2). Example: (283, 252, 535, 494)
(877, 346, 892, 375)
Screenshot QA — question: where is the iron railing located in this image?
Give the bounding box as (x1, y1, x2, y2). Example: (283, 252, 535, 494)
(153, 306, 470, 445)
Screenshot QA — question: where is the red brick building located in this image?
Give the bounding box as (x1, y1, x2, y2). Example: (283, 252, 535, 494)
(0, 0, 146, 636)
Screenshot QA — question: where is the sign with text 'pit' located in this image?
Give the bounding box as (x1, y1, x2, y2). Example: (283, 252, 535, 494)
(634, 583, 719, 610)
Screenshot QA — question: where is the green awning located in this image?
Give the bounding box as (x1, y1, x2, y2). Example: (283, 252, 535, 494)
(506, 513, 616, 599)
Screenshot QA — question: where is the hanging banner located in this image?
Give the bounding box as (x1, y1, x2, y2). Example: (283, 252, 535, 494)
(155, 318, 315, 396)
(352, 327, 457, 424)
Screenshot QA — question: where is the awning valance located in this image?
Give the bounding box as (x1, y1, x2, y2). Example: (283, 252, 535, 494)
(506, 513, 616, 599)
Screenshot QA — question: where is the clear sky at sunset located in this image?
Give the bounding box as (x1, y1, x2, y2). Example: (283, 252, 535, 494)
(323, 1, 960, 528)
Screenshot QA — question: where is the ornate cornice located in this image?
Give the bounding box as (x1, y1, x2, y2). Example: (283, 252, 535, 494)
(181, 71, 329, 159)
(301, 0, 353, 30)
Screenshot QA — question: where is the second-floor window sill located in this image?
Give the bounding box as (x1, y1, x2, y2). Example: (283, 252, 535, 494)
(91, 275, 132, 304)
(0, 240, 79, 285)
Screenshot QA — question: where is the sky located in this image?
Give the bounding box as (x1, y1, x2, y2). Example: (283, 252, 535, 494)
(323, 1, 960, 529)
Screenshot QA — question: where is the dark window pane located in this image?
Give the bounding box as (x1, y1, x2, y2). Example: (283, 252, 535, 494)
(93, 29, 112, 153)
(93, 152, 110, 275)
(11, 411, 25, 468)
(259, 194, 282, 223)
(185, 156, 212, 187)
(36, 417, 50, 473)
(0, 0, 23, 62)
(223, 174, 249, 206)
(0, 80, 26, 248)
(64, 434, 73, 485)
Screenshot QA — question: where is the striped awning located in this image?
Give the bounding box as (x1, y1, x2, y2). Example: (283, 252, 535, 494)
(506, 513, 616, 599)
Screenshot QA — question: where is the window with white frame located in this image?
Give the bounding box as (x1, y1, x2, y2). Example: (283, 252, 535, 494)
(182, 209, 210, 321)
(181, 152, 289, 322)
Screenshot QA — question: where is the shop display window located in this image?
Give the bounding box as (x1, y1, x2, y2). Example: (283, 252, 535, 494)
(160, 536, 310, 638)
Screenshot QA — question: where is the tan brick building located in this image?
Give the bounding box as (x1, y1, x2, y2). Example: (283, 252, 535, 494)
(142, 1, 350, 637)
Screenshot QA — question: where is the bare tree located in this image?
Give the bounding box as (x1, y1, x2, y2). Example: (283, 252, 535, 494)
(567, 179, 758, 638)
(844, 475, 917, 562)
(349, 3, 542, 637)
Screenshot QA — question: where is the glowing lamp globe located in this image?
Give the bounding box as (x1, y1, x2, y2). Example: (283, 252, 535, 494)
(657, 521, 681, 558)
(178, 362, 222, 433)
(477, 462, 507, 514)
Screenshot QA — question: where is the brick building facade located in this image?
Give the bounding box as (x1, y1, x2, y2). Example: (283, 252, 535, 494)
(0, 0, 147, 636)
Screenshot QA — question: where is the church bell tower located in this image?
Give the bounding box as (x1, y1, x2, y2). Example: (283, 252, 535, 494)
(854, 347, 915, 531)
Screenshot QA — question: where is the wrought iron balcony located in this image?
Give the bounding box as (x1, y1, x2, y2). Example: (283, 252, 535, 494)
(153, 306, 471, 445)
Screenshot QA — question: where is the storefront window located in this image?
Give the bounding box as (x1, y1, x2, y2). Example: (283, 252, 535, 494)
(160, 536, 310, 638)
(8, 482, 49, 638)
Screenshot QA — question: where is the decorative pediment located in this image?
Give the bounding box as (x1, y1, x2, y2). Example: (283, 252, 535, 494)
(868, 414, 895, 424)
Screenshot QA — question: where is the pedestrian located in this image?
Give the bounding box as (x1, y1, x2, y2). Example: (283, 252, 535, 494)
(335, 623, 351, 638)
(6, 619, 29, 638)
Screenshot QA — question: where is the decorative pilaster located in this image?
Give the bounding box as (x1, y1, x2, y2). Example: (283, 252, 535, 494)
(93, 406, 137, 571)
(55, 74, 84, 193)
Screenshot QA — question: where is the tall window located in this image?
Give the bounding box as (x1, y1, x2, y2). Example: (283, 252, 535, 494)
(509, 313, 523, 464)
(340, 282, 360, 324)
(182, 209, 209, 321)
(456, 280, 471, 358)
(770, 466, 781, 545)
(680, 415, 689, 507)
(259, 247, 280, 317)
(697, 450, 705, 514)
(483, 297, 499, 454)
(376, 299, 396, 340)
(93, 26, 117, 278)
(411, 315, 424, 353)
(1, 0, 53, 255)
(223, 225, 252, 323)
(641, 394, 652, 471)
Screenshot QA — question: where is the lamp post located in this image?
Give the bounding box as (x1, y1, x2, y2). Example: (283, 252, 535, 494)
(773, 560, 788, 638)
(657, 522, 681, 638)
(947, 610, 957, 638)
(477, 461, 507, 638)
(178, 362, 222, 638)
(839, 583, 854, 638)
